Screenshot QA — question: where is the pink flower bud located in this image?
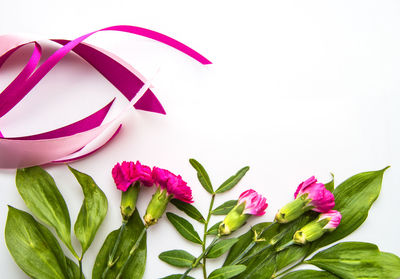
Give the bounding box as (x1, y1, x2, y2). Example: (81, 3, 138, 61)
(112, 161, 153, 191)
(152, 167, 193, 203)
(238, 189, 268, 216)
(318, 210, 342, 230)
(294, 176, 335, 213)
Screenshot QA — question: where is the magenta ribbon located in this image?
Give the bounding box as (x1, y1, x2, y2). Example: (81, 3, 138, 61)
(0, 25, 211, 169)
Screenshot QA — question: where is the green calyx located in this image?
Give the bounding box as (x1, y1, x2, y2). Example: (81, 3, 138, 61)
(275, 194, 311, 223)
(219, 202, 249, 236)
(293, 217, 330, 244)
(144, 187, 172, 227)
(120, 181, 140, 222)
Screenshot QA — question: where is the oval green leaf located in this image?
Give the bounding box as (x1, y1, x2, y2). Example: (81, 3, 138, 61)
(207, 238, 239, 258)
(166, 212, 203, 244)
(212, 200, 237, 215)
(159, 249, 196, 267)
(207, 221, 222, 235)
(92, 209, 147, 279)
(215, 166, 249, 193)
(189, 158, 214, 194)
(5, 206, 69, 279)
(16, 167, 76, 256)
(307, 242, 400, 279)
(171, 199, 205, 223)
(280, 270, 339, 279)
(208, 265, 246, 279)
(69, 166, 108, 255)
(309, 167, 389, 254)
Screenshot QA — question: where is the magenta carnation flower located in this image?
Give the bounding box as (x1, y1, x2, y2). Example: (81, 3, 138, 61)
(319, 210, 342, 230)
(152, 167, 193, 203)
(112, 161, 153, 191)
(238, 189, 268, 216)
(294, 176, 335, 213)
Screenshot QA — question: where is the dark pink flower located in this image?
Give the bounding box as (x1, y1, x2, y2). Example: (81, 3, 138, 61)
(152, 167, 193, 203)
(319, 210, 342, 230)
(112, 161, 153, 191)
(238, 189, 268, 216)
(294, 176, 334, 213)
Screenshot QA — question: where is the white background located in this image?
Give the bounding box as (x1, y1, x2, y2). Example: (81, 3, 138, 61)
(1, 1, 400, 278)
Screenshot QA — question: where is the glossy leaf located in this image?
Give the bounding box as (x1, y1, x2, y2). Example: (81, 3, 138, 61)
(66, 257, 83, 279)
(160, 275, 195, 279)
(324, 173, 334, 192)
(208, 265, 246, 279)
(69, 166, 108, 255)
(224, 222, 274, 266)
(234, 255, 276, 279)
(92, 209, 147, 279)
(15, 167, 75, 256)
(171, 199, 205, 223)
(166, 212, 203, 244)
(207, 221, 222, 235)
(212, 200, 237, 215)
(281, 270, 338, 279)
(159, 249, 196, 267)
(310, 167, 389, 253)
(215, 166, 249, 193)
(189, 158, 214, 194)
(5, 206, 69, 279)
(207, 238, 239, 258)
(307, 242, 400, 279)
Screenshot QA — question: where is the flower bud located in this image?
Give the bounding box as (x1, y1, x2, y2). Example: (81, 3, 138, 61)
(120, 181, 140, 222)
(293, 210, 342, 244)
(219, 189, 268, 236)
(275, 176, 335, 223)
(144, 187, 172, 227)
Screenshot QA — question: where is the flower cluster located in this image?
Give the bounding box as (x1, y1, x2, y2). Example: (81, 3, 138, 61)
(275, 176, 342, 248)
(112, 161, 193, 225)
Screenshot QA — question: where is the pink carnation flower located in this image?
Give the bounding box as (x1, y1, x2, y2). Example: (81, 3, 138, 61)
(294, 176, 334, 213)
(112, 161, 153, 191)
(152, 167, 193, 203)
(319, 210, 342, 230)
(238, 189, 268, 216)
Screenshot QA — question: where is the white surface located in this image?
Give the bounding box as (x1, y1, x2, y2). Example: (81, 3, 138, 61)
(1, 1, 400, 278)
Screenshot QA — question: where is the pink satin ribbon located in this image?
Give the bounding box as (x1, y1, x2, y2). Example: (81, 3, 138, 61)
(0, 25, 211, 169)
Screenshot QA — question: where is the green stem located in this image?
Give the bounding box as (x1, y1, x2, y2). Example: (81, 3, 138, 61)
(180, 235, 220, 279)
(101, 221, 127, 279)
(78, 258, 83, 279)
(201, 194, 216, 279)
(235, 243, 272, 265)
(115, 226, 147, 279)
(274, 259, 304, 278)
(276, 240, 295, 252)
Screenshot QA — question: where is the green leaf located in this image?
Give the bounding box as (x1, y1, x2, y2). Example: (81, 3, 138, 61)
(92, 209, 147, 279)
(212, 200, 237, 215)
(207, 238, 239, 258)
(189, 158, 214, 194)
(159, 250, 196, 267)
(324, 173, 334, 192)
(224, 222, 274, 266)
(15, 167, 76, 256)
(310, 167, 389, 253)
(280, 270, 339, 279)
(69, 166, 108, 255)
(207, 221, 222, 235)
(160, 275, 195, 279)
(5, 206, 69, 279)
(66, 257, 84, 279)
(234, 255, 276, 279)
(208, 265, 246, 279)
(166, 212, 203, 244)
(171, 199, 205, 223)
(215, 166, 249, 193)
(307, 242, 400, 279)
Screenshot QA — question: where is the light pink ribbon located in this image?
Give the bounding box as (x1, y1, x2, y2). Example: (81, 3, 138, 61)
(0, 25, 211, 169)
